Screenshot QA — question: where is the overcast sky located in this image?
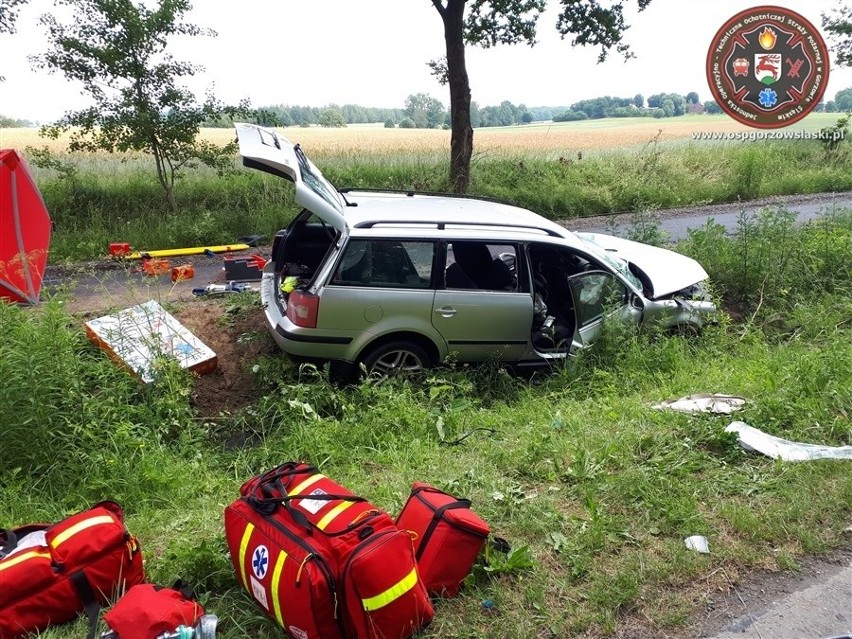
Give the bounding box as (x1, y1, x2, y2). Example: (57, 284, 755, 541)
(0, 0, 850, 123)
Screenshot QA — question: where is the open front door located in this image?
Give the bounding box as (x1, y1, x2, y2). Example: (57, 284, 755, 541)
(567, 271, 641, 348)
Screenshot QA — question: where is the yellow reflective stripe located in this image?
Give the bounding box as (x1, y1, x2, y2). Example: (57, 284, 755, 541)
(238, 523, 255, 588)
(271, 550, 288, 627)
(361, 567, 419, 612)
(288, 473, 325, 496)
(50, 515, 114, 548)
(0, 550, 51, 571)
(317, 501, 355, 531)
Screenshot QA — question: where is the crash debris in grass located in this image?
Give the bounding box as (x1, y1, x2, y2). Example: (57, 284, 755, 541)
(85, 299, 217, 382)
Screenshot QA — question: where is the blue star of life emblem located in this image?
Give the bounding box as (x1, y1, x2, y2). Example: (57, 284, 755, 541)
(758, 88, 778, 108)
(252, 545, 269, 579)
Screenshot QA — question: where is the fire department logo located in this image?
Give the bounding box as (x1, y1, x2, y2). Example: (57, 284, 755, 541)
(706, 6, 830, 128)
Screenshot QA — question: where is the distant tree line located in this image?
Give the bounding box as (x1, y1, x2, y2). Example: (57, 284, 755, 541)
(7, 88, 850, 132)
(204, 104, 406, 128)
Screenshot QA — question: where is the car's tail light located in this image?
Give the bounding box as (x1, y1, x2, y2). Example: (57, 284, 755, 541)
(286, 290, 320, 328)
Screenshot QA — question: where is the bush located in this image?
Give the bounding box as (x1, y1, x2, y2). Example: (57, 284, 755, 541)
(398, 117, 415, 129)
(553, 110, 588, 122)
(384, 119, 396, 129)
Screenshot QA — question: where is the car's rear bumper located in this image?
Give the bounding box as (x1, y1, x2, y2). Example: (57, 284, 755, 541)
(260, 267, 356, 360)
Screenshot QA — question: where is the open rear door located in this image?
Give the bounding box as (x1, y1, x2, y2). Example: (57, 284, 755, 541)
(234, 123, 346, 232)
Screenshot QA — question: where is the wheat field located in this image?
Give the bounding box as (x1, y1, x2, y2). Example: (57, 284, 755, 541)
(3, 114, 838, 159)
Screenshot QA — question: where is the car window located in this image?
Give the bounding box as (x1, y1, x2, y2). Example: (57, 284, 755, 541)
(568, 272, 627, 328)
(330, 240, 434, 288)
(445, 242, 518, 291)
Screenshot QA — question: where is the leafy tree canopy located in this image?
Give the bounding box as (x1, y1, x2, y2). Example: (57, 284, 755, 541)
(823, 5, 852, 67)
(0, 0, 27, 33)
(431, 0, 654, 192)
(318, 107, 347, 127)
(32, 0, 243, 211)
(835, 87, 852, 112)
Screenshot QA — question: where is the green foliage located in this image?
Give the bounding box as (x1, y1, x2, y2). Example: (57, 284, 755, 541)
(822, 6, 852, 67)
(403, 93, 447, 129)
(398, 117, 415, 129)
(834, 86, 852, 112)
(819, 114, 851, 152)
(0, 0, 26, 34)
(679, 206, 852, 326)
(318, 108, 347, 128)
(32, 0, 244, 212)
(383, 118, 396, 128)
(5, 217, 852, 638)
(704, 99, 723, 114)
(0, 113, 33, 126)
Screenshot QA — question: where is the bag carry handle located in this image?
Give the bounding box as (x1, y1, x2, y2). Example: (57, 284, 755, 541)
(259, 464, 318, 490)
(416, 501, 474, 561)
(411, 485, 472, 507)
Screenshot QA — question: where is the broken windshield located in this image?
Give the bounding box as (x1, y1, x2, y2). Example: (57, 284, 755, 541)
(578, 236, 643, 291)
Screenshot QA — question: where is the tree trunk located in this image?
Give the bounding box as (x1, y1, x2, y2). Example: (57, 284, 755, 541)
(440, 0, 473, 194)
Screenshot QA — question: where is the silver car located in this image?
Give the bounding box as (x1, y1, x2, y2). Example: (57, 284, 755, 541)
(236, 123, 716, 378)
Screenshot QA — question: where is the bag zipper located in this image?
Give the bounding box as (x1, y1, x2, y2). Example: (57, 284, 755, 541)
(338, 528, 397, 627)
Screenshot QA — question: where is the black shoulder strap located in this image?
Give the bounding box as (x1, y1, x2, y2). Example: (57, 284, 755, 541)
(416, 501, 472, 561)
(70, 571, 100, 639)
(0, 529, 18, 559)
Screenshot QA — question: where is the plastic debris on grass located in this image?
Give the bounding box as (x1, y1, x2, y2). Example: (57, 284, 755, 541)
(653, 394, 747, 415)
(684, 535, 710, 554)
(726, 421, 852, 462)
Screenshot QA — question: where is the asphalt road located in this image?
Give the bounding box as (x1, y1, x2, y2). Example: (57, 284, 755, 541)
(707, 559, 851, 639)
(565, 191, 852, 241)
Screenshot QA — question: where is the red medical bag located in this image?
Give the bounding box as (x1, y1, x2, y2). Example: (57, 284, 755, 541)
(0, 501, 145, 639)
(395, 483, 490, 597)
(103, 582, 203, 639)
(224, 463, 433, 639)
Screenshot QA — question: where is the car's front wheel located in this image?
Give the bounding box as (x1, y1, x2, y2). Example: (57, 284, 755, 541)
(360, 341, 430, 379)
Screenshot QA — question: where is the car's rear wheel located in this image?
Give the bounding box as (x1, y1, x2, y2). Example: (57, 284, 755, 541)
(360, 341, 430, 379)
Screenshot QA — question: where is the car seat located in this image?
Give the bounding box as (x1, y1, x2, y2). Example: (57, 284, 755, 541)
(446, 242, 514, 290)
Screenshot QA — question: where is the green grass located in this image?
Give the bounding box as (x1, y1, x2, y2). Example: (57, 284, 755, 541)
(2, 209, 851, 638)
(29, 134, 852, 261)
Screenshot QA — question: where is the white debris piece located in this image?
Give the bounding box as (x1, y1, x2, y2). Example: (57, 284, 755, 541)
(653, 394, 747, 415)
(726, 421, 852, 462)
(684, 535, 710, 554)
(85, 300, 217, 382)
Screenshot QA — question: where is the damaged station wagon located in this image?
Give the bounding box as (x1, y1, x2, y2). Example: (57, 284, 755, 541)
(236, 123, 716, 378)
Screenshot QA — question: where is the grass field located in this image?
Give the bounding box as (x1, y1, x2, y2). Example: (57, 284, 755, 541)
(2, 112, 844, 157)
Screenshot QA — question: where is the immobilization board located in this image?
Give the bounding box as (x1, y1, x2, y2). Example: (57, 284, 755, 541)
(85, 300, 217, 382)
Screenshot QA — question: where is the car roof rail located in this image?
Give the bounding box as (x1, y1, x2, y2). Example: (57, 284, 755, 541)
(352, 219, 563, 237)
(338, 187, 517, 208)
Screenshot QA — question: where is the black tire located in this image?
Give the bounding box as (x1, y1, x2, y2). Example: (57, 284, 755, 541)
(359, 341, 430, 379)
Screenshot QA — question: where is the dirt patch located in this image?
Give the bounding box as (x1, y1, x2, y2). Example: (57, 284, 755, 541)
(171, 299, 276, 418)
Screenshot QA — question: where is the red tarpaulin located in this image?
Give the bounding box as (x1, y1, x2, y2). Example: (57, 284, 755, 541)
(0, 149, 52, 304)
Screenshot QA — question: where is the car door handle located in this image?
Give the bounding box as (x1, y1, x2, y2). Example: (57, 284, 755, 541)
(434, 306, 457, 317)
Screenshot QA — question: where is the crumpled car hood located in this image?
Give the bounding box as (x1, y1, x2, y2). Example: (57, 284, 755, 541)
(577, 233, 709, 299)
